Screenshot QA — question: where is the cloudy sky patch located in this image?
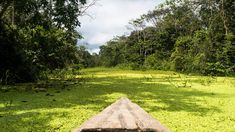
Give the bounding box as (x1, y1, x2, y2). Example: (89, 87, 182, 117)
(77, 0, 164, 53)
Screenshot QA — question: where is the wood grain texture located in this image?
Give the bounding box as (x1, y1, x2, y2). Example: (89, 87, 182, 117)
(73, 97, 169, 132)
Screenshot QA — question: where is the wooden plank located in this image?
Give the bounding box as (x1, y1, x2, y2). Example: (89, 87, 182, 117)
(73, 97, 169, 132)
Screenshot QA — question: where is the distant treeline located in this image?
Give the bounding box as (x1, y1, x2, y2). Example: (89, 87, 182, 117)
(99, 0, 235, 76)
(0, 0, 91, 84)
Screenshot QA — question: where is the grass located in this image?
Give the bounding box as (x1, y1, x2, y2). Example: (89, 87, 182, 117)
(0, 67, 235, 132)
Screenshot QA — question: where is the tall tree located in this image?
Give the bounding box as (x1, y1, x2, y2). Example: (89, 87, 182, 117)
(0, 0, 89, 83)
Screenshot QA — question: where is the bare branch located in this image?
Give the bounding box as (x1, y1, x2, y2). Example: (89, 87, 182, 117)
(79, 0, 99, 16)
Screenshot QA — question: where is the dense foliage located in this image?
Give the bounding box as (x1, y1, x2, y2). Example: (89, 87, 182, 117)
(0, 0, 89, 83)
(99, 0, 235, 76)
(76, 46, 99, 68)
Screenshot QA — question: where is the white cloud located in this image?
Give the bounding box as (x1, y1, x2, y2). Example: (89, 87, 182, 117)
(89, 48, 100, 54)
(77, 0, 164, 53)
(88, 33, 114, 45)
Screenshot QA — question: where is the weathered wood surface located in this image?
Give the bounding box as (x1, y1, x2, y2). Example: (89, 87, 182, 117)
(73, 97, 169, 132)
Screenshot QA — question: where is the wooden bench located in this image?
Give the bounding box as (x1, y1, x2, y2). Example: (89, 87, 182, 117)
(73, 97, 169, 132)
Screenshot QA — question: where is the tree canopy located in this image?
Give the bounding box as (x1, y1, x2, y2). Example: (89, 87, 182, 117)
(99, 0, 235, 76)
(0, 0, 90, 83)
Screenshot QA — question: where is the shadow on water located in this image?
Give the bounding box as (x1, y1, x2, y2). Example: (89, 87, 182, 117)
(0, 71, 225, 131)
(85, 76, 222, 114)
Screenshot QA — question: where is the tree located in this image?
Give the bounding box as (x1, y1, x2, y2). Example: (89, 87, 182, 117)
(99, 0, 235, 75)
(0, 0, 89, 83)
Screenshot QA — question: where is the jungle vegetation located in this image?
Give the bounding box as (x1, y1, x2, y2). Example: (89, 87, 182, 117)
(99, 0, 235, 76)
(0, 0, 94, 84)
(0, 0, 235, 131)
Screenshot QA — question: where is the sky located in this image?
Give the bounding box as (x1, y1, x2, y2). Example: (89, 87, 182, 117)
(77, 0, 164, 53)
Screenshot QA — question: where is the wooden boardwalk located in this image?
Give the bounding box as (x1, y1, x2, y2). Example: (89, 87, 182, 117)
(73, 97, 169, 132)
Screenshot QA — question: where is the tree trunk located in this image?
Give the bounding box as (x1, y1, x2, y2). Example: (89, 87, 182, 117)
(12, 0, 14, 25)
(221, 0, 228, 35)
